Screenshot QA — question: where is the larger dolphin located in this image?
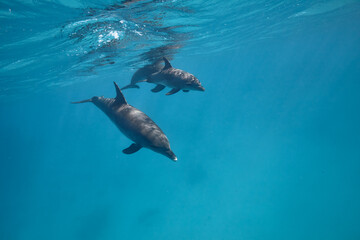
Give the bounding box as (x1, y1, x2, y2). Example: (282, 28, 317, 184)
(72, 82, 177, 161)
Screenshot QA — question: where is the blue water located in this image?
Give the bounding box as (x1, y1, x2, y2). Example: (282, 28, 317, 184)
(1, 0, 360, 239)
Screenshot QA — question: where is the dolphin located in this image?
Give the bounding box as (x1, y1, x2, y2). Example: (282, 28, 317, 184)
(148, 57, 205, 95)
(72, 82, 177, 161)
(122, 57, 205, 95)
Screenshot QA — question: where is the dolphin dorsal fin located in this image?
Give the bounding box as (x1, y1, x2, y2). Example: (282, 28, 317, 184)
(163, 57, 172, 69)
(113, 82, 127, 105)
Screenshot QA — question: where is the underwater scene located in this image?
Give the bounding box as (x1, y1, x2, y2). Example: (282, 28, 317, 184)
(1, 0, 360, 239)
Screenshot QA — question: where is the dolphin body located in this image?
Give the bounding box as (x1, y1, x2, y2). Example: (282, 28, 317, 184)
(122, 57, 205, 95)
(72, 82, 177, 161)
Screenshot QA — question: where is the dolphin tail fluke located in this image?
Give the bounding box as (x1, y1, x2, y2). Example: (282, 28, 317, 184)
(71, 99, 92, 104)
(121, 84, 140, 90)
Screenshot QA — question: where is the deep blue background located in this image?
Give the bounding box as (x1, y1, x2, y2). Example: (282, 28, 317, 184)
(1, 1, 360, 239)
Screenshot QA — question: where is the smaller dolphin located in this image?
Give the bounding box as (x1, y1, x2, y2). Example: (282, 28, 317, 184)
(72, 82, 177, 161)
(147, 57, 205, 95)
(121, 57, 205, 95)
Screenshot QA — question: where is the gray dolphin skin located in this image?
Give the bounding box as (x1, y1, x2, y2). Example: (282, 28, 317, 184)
(121, 57, 205, 95)
(72, 82, 177, 161)
(147, 57, 205, 95)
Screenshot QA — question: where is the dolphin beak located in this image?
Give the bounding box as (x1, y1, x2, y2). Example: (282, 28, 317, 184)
(165, 150, 177, 162)
(198, 86, 205, 91)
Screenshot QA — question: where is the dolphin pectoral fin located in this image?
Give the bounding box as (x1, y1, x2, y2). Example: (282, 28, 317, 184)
(183, 90, 190, 92)
(122, 143, 142, 154)
(121, 84, 140, 90)
(71, 99, 92, 104)
(151, 84, 166, 92)
(166, 88, 180, 95)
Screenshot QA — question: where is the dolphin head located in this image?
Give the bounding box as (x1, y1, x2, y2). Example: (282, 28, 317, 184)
(186, 75, 205, 92)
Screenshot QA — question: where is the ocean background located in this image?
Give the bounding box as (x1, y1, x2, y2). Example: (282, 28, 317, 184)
(1, 0, 360, 239)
